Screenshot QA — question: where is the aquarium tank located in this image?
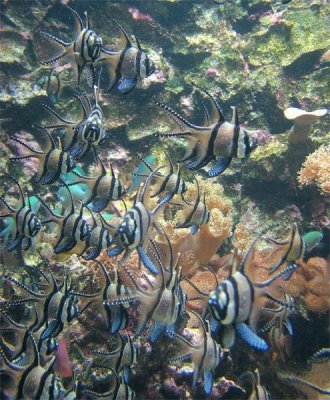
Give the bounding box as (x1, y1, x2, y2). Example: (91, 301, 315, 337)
(0, 0, 329, 399)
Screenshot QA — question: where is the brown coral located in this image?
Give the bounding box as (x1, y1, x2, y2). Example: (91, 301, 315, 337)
(298, 145, 330, 195)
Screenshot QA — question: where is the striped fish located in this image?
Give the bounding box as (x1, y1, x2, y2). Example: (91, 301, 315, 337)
(208, 236, 299, 351)
(42, 82, 107, 160)
(244, 369, 271, 400)
(90, 332, 139, 385)
(133, 152, 187, 206)
(266, 223, 323, 275)
(38, 6, 104, 86)
(37, 185, 91, 256)
(68, 156, 126, 212)
(0, 330, 65, 400)
(170, 310, 222, 395)
(176, 175, 210, 235)
(108, 168, 167, 275)
(155, 86, 257, 176)
(0, 175, 41, 251)
(99, 19, 155, 94)
(39, 68, 72, 104)
(10, 126, 75, 185)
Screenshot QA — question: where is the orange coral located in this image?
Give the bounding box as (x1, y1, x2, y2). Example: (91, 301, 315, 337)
(298, 145, 330, 195)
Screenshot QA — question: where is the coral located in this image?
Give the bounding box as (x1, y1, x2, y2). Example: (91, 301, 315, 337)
(298, 145, 330, 195)
(156, 179, 232, 276)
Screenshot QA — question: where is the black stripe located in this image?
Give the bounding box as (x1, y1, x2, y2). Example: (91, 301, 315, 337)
(158, 172, 171, 194)
(136, 49, 142, 77)
(231, 125, 240, 157)
(17, 365, 37, 399)
(35, 368, 53, 399)
(228, 277, 239, 320)
(133, 206, 148, 246)
(80, 29, 89, 62)
(208, 121, 223, 158)
(281, 229, 295, 264)
(116, 338, 125, 371)
(116, 47, 130, 86)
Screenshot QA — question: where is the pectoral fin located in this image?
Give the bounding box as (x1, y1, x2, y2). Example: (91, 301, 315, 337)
(208, 156, 232, 177)
(118, 78, 137, 94)
(137, 246, 159, 275)
(236, 323, 268, 351)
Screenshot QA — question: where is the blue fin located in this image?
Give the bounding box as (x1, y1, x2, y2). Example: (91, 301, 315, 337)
(166, 324, 176, 338)
(54, 238, 75, 254)
(284, 317, 293, 336)
(21, 237, 32, 251)
(118, 78, 137, 94)
(90, 198, 108, 213)
(123, 366, 131, 385)
(111, 309, 124, 334)
(70, 142, 86, 159)
(48, 93, 58, 105)
(283, 262, 296, 281)
(236, 323, 269, 351)
(84, 246, 100, 260)
(150, 321, 165, 343)
(208, 156, 232, 177)
(210, 318, 220, 335)
(190, 225, 199, 235)
(41, 171, 58, 185)
(137, 246, 159, 275)
(157, 192, 173, 207)
(40, 320, 58, 340)
(7, 236, 23, 252)
(108, 246, 123, 257)
(187, 156, 212, 170)
(204, 369, 213, 395)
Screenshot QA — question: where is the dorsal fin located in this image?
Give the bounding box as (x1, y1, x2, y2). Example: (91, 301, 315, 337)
(35, 125, 56, 151)
(66, 6, 84, 34)
(84, 11, 90, 30)
(134, 35, 142, 50)
(231, 106, 239, 126)
(138, 166, 163, 205)
(7, 174, 25, 208)
(194, 84, 225, 124)
(164, 150, 174, 174)
(110, 18, 132, 48)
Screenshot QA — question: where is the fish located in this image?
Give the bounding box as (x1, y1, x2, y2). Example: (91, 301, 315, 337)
(67, 155, 126, 212)
(42, 80, 107, 160)
(91, 260, 136, 334)
(208, 236, 299, 351)
(39, 68, 72, 104)
(169, 310, 223, 395)
(107, 168, 168, 275)
(266, 223, 323, 275)
(122, 232, 185, 342)
(133, 152, 187, 206)
(176, 175, 210, 235)
(155, 86, 257, 176)
(99, 18, 155, 94)
(10, 126, 76, 185)
(0, 329, 65, 399)
(38, 6, 105, 86)
(90, 332, 139, 385)
(242, 369, 270, 400)
(0, 175, 41, 251)
(37, 184, 91, 256)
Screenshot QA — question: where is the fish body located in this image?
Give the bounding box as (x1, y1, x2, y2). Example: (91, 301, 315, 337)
(208, 237, 299, 351)
(39, 68, 72, 104)
(39, 6, 105, 86)
(0, 176, 41, 251)
(99, 19, 155, 94)
(248, 370, 271, 400)
(156, 87, 257, 176)
(10, 127, 75, 185)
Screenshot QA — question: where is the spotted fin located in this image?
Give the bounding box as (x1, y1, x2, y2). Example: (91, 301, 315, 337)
(157, 192, 173, 207)
(284, 317, 293, 336)
(40, 320, 58, 340)
(54, 238, 76, 254)
(118, 78, 137, 94)
(84, 246, 100, 261)
(208, 156, 232, 177)
(137, 246, 159, 275)
(236, 323, 268, 351)
(90, 198, 108, 213)
(7, 236, 23, 252)
(150, 321, 165, 343)
(204, 369, 214, 395)
(190, 225, 199, 235)
(111, 308, 127, 334)
(108, 246, 123, 257)
(123, 366, 131, 385)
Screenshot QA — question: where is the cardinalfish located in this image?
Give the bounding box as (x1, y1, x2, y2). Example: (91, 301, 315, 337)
(170, 310, 223, 395)
(88, 260, 135, 334)
(176, 175, 210, 235)
(10, 126, 75, 185)
(122, 233, 185, 342)
(155, 86, 257, 176)
(67, 155, 126, 212)
(90, 332, 139, 385)
(39, 68, 72, 104)
(266, 223, 323, 275)
(0, 330, 66, 400)
(132, 152, 187, 206)
(37, 185, 91, 258)
(0, 175, 41, 251)
(38, 6, 105, 86)
(107, 168, 168, 275)
(99, 18, 155, 94)
(241, 369, 270, 400)
(208, 236, 299, 351)
(42, 79, 107, 160)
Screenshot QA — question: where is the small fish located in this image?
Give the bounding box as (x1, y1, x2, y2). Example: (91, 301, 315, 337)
(38, 6, 105, 86)
(67, 155, 126, 212)
(0, 329, 65, 399)
(0, 175, 41, 251)
(170, 310, 223, 395)
(37, 184, 91, 256)
(176, 175, 210, 235)
(133, 151, 187, 206)
(39, 68, 72, 104)
(243, 369, 271, 400)
(155, 86, 257, 176)
(90, 332, 139, 385)
(10, 126, 75, 185)
(99, 18, 155, 94)
(208, 236, 299, 351)
(108, 168, 168, 275)
(266, 223, 323, 275)
(42, 81, 107, 160)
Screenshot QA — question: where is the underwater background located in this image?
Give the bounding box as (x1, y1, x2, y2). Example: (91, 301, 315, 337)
(0, 0, 329, 399)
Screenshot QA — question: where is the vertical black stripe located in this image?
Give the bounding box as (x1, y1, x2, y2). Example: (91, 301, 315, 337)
(231, 125, 240, 157)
